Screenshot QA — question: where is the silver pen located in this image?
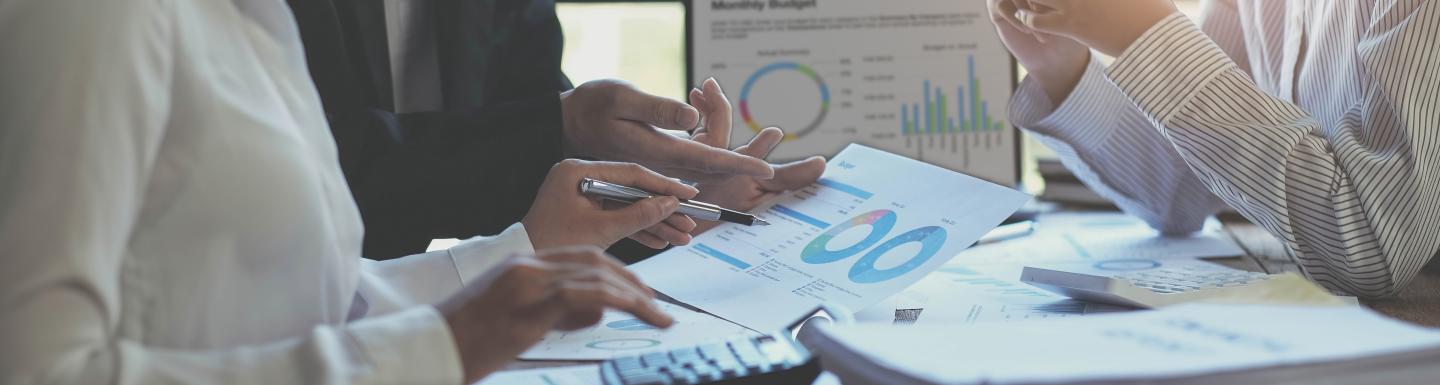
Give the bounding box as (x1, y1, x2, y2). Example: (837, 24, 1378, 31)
(579, 178, 771, 226)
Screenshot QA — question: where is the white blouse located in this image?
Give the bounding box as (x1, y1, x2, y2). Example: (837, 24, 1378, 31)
(0, 0, 533, 384)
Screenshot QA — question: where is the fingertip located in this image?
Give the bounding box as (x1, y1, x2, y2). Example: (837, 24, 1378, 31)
(688, 88, 704, 106)
(646, 306, 676, 328)
(670, 233, 692, 246)
(675, 215, 698, 232)
(759, 126, 783, 138)
(679, 105, 701, 129)
(753, 160, 777, 180)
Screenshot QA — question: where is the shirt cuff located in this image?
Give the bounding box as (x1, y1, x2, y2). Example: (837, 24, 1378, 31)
(447, 222, 535, 286)
(1106, 13, 1236, 123)
(345, 306, 464, 385)
(1011, 55, 1123, 151)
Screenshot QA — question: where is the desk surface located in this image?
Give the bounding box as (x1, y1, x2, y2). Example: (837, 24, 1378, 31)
(1219, 217, 1440, 327)
(504, 215, 1440, 374)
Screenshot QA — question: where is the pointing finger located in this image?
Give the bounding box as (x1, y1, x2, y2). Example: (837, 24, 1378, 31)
(734, 127, 785, 159)
(614, 83, 701, 131)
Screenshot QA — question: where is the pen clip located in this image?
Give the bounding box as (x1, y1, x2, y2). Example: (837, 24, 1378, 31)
(579, 178, 655, 203)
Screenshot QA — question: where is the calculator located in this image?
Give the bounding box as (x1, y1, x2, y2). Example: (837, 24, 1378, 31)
(1019, 259, 1274, 308)
(598, 305, 847, 385)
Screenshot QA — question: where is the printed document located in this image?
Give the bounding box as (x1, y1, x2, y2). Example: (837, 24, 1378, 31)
(520, 301, 756, 361)
(813, 304, 1440, 385)
(632, 144, 1030, 330)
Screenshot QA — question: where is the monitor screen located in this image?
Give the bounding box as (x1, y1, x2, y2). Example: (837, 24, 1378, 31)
(687, 0, 1019, 186)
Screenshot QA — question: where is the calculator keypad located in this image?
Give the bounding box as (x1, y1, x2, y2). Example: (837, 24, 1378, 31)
(1116, 266, 1270, 294)
(602, 334, 811, 385)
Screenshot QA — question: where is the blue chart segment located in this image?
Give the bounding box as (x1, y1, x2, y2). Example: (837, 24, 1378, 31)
(771, 204, 832, 229)
(848, 225, 947, 283)
(694, 243, 752, 270)
(606, 318, 661, 331)
(585, 338, 661, 351)
(801, 209, 896, 264)
(898, 55, 1006, 169)
(799, 209, 949, 284)
(816, 178, 874, 199)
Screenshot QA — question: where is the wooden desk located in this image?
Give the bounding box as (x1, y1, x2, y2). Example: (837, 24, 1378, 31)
(1219, 217, 1440, 327)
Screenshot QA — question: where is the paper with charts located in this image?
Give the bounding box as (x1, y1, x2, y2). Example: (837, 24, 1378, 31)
(631, 144, 1031, 330)
(520, 301, 756, 361)
(953, 212, 1244, 265)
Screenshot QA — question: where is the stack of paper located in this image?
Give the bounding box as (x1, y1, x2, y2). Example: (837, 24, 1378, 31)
(805, 304, 1440, 385)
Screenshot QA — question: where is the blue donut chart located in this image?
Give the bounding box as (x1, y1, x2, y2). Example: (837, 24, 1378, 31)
(848, 226, 948, 283)
(800, 210, 897, 264)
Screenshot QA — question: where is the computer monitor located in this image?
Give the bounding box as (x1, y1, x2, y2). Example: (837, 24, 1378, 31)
(686, 0, 1019, 187)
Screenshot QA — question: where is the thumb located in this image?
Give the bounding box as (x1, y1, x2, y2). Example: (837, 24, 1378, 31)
(760, 156, 826, 192)
(606, 196, 680, 237)
(615, 84, 701, 131)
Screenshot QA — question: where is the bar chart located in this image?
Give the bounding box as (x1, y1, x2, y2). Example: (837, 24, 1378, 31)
(899, 56, 1007, 169)
(690, 0, 1018, 186)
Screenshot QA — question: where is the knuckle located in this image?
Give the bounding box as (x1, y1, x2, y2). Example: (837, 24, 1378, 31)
(553, 159, 588, 176)
(623, 163, 646, 174)
(557, 158, 585, 169)
(653, 101, 675, 123)
(641, 201, 666, 222)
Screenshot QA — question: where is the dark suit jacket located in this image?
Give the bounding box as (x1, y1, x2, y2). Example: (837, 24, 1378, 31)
(288, 0, 571, 260)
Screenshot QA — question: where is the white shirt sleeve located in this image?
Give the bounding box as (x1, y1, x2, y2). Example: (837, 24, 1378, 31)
(357, 223, 536, 316)
(0, 1, 464, 384)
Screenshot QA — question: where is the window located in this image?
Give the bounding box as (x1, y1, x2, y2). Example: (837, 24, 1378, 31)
(557, 1, 687, 100)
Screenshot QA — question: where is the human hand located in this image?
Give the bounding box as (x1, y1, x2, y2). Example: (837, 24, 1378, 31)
(437, 247, 673, 383)
(692, 127, 826, 234)
(684, 80, 824, 234)
(522, 159, 700, 250)
(1008, 0, 1178, 58)
(987, 0, 1090, 105)
(559, 79, 774, 183)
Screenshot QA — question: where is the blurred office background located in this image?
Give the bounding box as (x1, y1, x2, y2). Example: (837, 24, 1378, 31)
(556, 0, 1202, 195)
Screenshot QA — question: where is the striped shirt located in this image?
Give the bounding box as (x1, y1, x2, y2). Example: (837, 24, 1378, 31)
(1011, 0, 1439, 298)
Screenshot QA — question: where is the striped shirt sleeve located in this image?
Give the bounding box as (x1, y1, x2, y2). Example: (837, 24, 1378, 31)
(1104, 6, 1440, 297)
(1012, 56, 1227, 236)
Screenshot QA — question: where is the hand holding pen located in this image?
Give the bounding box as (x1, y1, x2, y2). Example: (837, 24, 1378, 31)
(522, 160, 703, 250)
(580, 178, 770, 227)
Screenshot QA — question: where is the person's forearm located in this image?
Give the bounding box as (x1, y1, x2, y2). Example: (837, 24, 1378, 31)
(1028, 50, 1090, 107)
(1104, 13, 1440, 297)
(1013, 55, 1224, 236)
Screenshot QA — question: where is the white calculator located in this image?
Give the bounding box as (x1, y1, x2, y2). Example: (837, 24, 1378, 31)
(1019, 259, 1273, 308)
